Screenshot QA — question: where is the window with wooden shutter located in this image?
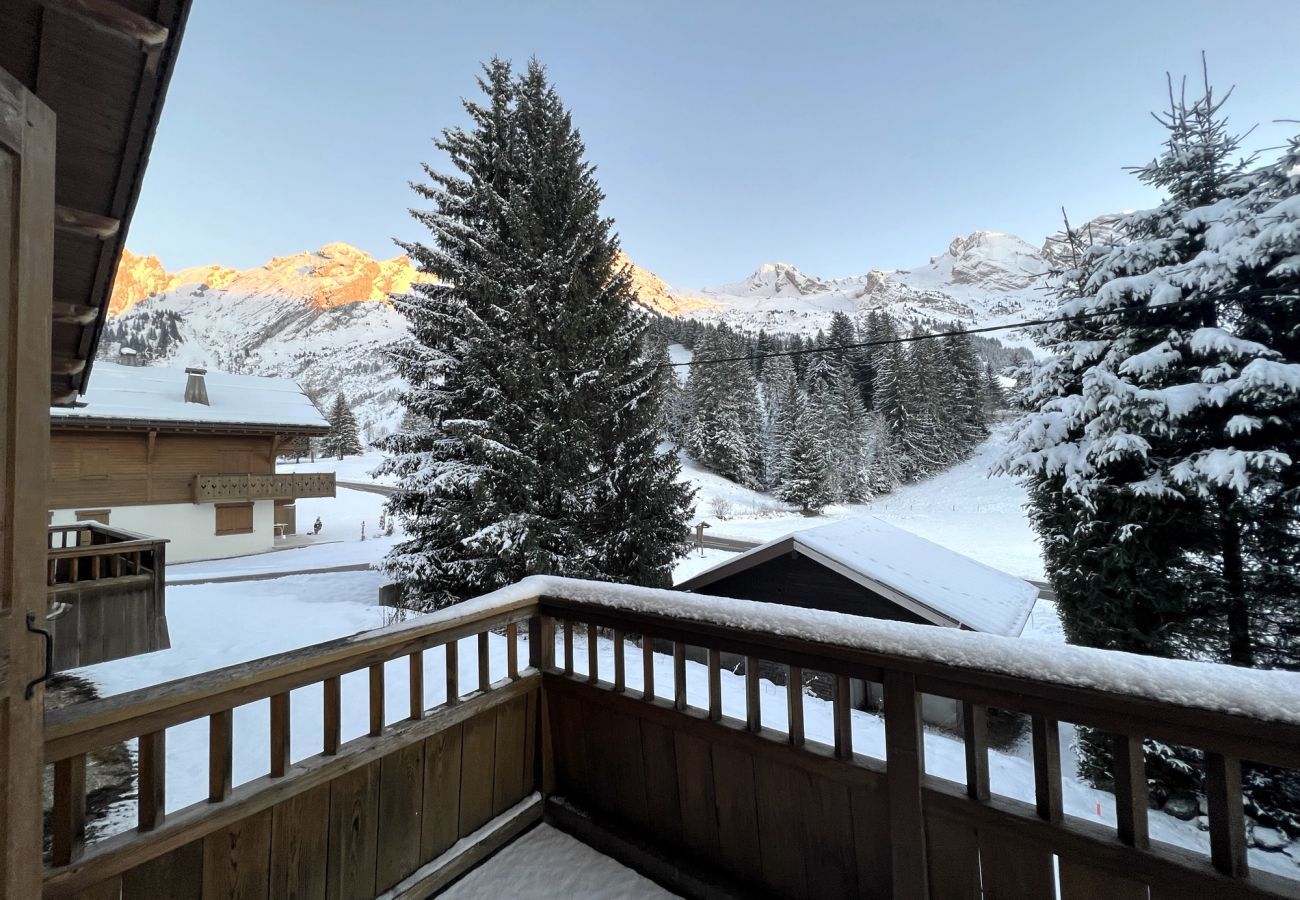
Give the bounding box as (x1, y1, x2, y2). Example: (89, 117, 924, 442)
(214, 503, 254, 535)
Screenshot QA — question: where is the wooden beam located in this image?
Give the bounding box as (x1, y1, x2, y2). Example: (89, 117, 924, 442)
(54, 206, 119, 240)
(51, 302, 99, 325)
(38, 0, 169, 50)
(146, 431, 157, 465)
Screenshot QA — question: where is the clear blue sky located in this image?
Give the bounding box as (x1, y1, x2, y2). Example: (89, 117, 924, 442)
(130, 0, 1300, 288)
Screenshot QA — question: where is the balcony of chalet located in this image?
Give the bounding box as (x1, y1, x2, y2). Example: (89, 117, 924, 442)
(40, 577, 1300, 899)
(46, 523, 168, 673)
(193, 472, 337, 505)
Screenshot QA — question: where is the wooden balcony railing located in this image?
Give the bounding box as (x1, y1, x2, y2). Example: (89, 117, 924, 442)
(40, 577, 1300, 899)
(46, 524, 169, 671)
(193, 471, 336, 503)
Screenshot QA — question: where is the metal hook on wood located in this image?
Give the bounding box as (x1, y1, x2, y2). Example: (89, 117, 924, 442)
(25, 613, 53, 700)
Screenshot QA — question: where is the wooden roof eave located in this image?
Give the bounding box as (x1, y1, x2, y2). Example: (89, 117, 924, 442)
(49, 417, 330, 438)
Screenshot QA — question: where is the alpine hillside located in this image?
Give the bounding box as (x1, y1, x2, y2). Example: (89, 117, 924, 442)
(100, 218, 1115, 441)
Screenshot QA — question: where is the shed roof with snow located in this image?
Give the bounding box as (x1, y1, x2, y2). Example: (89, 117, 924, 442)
(49, 362, 328, 435)
(679, 518, 1039, 637)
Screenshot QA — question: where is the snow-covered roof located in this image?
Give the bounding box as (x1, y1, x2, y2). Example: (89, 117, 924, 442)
(679, 517, 1039, 637)
(50, 362, 328, 433)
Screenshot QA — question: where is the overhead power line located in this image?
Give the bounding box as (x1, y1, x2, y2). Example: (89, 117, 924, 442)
(652, 290, 1300, 371)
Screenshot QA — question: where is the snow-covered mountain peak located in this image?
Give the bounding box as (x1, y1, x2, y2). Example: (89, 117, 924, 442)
(706, 261, 830, 299)
(911, 230, 1050, 293)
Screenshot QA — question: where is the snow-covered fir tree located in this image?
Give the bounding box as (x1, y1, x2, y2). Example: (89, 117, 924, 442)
(1000, 75, 1300, 831)
(322, 392, 363, 459)
(682, 326, 762, 485)
(775, 374, 833, 513)
(377, 59, 692, 609)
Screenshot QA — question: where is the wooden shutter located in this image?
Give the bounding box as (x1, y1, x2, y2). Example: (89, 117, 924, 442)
(215, 502, 255, 535)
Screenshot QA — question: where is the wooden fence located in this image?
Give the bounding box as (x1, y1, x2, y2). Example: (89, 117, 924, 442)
(40, 580, 1300, 899)
(46, 524, 168, 671)
(193, 472, 336, 503)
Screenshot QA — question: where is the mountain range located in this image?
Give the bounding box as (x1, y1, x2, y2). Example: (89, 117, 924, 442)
(100, 217, 1118, 439)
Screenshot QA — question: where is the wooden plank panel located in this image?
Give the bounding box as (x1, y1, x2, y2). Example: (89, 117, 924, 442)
(1058, 857, 1149, 900)
(120, 838, 203, 900)
(673, 731, 720, 863)
(802, 775, 859, 900)
(710, 743, 761, 883)
(325, 761, 380, 900)
(597, 708, 648, 828)
(420, 724, 464, 863)
(753, 758, 810, 898)
(979, 824, 1055, 899)
(376, 742, 426, 892)
(268, 782, 330, 900)
(549, 690, 590, 806)
(849, 780, 894, 899)
(201, 807, 273, 899)
(639, 718, 682, 848)
(491, 695, 527, 816)
(458, 709, 497, 835)
(924, 813, 981, 900)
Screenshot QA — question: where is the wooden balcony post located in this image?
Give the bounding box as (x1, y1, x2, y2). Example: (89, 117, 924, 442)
(642, 633, 655, 701)
(138, 730, 166, 832)
(745, 657, 761, 732)
(587, 624, 599, 684)
(478, 631, 491, 691)
(369, 663, 385, 736)
(208, 709, 232, 801)
(1031, 714, 1063, 824)
(962, 701, 990, 802)
(1112, 733, 1149, 849)
(562, 620, 574, 677)
(613, 629, 626, 692)
(528, 614, 554, 671)
(270, 692, 291, 777)
(409, 650, 425, 719)
(787, 665, 804, 748)
(323, 675, 341, 755)
(883, 671, 927, 898)
(446, 640, 460, 704)
(707, 648, 722, 722)
(833, 674, 852, 758)
(673, 641, 687, 712)
(506, 623, 519, 680)
(51, 754, 87, 866)
(1205, 752, 1247, 877)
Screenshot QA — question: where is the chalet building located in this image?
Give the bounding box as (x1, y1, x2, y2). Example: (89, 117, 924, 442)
(48, 363, 335, 562)
(1, 4, 1296, 899)
(677, 517, 1040, 637)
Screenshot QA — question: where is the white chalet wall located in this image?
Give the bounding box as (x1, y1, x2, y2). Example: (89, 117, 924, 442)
(51, 500, 276, 563)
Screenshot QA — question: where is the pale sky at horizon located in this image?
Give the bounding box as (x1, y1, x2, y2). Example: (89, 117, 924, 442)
(128, 0, 1300, 288)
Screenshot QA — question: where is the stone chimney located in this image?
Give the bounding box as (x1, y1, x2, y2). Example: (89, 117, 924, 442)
(184, 367, 209, 405)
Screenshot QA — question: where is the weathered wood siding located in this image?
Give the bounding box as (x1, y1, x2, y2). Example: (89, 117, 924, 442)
(48, 431, 275, 509)
(691, 553, 933, 625)
(47, 577, 168, 671)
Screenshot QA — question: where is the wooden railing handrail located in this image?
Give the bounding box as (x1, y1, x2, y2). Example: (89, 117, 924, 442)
(47, 538, 166, 560)
(43, 596, 539, 762)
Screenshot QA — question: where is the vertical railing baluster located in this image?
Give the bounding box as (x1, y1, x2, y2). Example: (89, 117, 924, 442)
(91, 554, 100, 580)
(51, 754, 87, 866)
(962, 701, 990, 802)
(613, 629, 626, 692)
(209, 709, 233, 801)
(369, 663, 385, 737)
(563, 620, 574, 676)
(833, 674, 852, 758)
(409, 650, 424, 719)
(138, 730, 166, 832)
(446, 640, 460, 704)
(787, 665, 804, 748)
(506, 622, 519, 680)
(270, 691, 291, 777)
(1206, 752, 1248, 877)
(1031, 714, 1063, 824)
(1112, 733, 1149, 849)
(478, 631, 490, 692)
(745, 657, 761, 732)
(673, 641, 687, 712)
(642, 633, 655, 701)
(587, 624, 599, 684)
(708, 648, 721, 722)
(323, 675, 341, 755)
